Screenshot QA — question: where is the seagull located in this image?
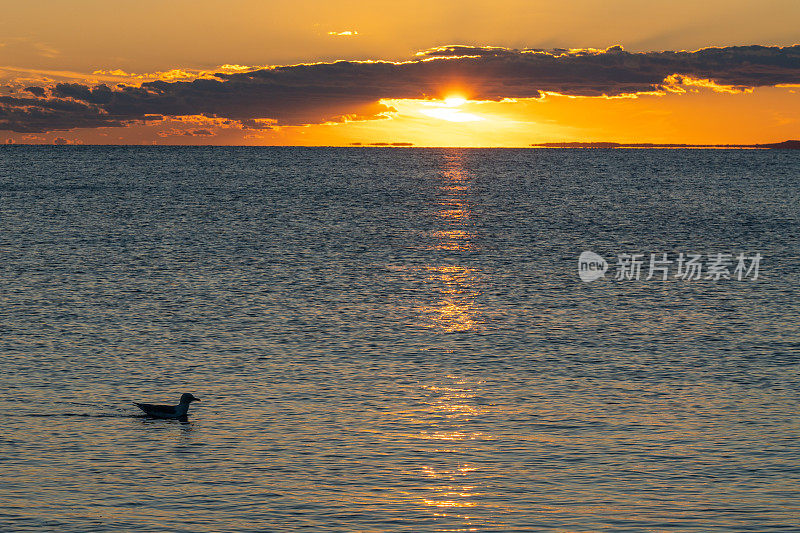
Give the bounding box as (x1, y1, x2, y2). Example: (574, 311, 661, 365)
(134, 393, 200, 421)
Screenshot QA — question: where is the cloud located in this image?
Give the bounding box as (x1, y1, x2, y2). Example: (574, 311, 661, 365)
(179, 128, 213, 136)
(662, 74, 754, 94)
(239, 118, 274, 130)
(2, 44, 799, 133)
(24, 86, 46, 97)
(0, 94, 127, 132)
(34, 43, 60, 59)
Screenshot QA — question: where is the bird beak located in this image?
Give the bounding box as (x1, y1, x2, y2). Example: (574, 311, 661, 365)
(194, 398, 200, 402)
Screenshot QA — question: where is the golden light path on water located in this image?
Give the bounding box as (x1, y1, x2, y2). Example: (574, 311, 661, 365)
(416, 150, 482, 334)
(417, 376, 487, 520)
(408, 152, 496, 526)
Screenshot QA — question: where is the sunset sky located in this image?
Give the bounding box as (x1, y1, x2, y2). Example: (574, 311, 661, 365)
(2, 0, 799, 146)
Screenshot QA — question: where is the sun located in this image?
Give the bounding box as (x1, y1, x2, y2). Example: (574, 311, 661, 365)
(443, 96, 467, 107)
(417, 95, 484, 122)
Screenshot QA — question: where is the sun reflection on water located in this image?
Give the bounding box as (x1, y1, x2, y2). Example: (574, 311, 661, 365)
(416, 151, 483, 332)
(416, 264, 481, 333)
(397, 153, 496, 522)
(415, 376, 491, 522)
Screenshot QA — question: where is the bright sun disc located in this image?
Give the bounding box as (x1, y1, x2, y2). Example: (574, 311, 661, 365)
(444, 96, 467, 107)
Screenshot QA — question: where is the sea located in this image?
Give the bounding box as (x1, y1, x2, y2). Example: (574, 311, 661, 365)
(0, 146, 798, 532)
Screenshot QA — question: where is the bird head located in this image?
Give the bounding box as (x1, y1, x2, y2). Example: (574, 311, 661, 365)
(180, 393, 200, 403)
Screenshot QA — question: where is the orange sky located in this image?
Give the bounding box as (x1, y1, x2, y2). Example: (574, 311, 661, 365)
(1, 1, 799, 146)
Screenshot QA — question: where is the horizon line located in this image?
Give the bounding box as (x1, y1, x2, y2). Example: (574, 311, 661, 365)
(4, 139, 799, 149)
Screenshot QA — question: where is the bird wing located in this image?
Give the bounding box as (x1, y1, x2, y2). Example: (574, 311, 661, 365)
(134, 402, 177, 415)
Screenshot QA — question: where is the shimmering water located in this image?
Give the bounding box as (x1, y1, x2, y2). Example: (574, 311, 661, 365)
(1, 147, 798, 532)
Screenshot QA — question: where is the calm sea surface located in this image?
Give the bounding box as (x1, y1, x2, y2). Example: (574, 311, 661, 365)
(1, 147, 798, 532)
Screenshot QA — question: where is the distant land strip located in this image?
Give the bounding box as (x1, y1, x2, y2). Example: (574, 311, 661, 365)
(530, 140, 800, 149)
(351, 142, 415, 147)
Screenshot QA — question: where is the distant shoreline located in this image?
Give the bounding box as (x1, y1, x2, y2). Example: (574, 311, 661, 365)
(530, 140, 800, 150)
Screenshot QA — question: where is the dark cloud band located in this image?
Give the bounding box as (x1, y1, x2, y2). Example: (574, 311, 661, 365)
(2, 44, 799, 133)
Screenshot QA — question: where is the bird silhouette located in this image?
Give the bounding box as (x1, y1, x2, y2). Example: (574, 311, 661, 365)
(134, 393, 200, 421)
